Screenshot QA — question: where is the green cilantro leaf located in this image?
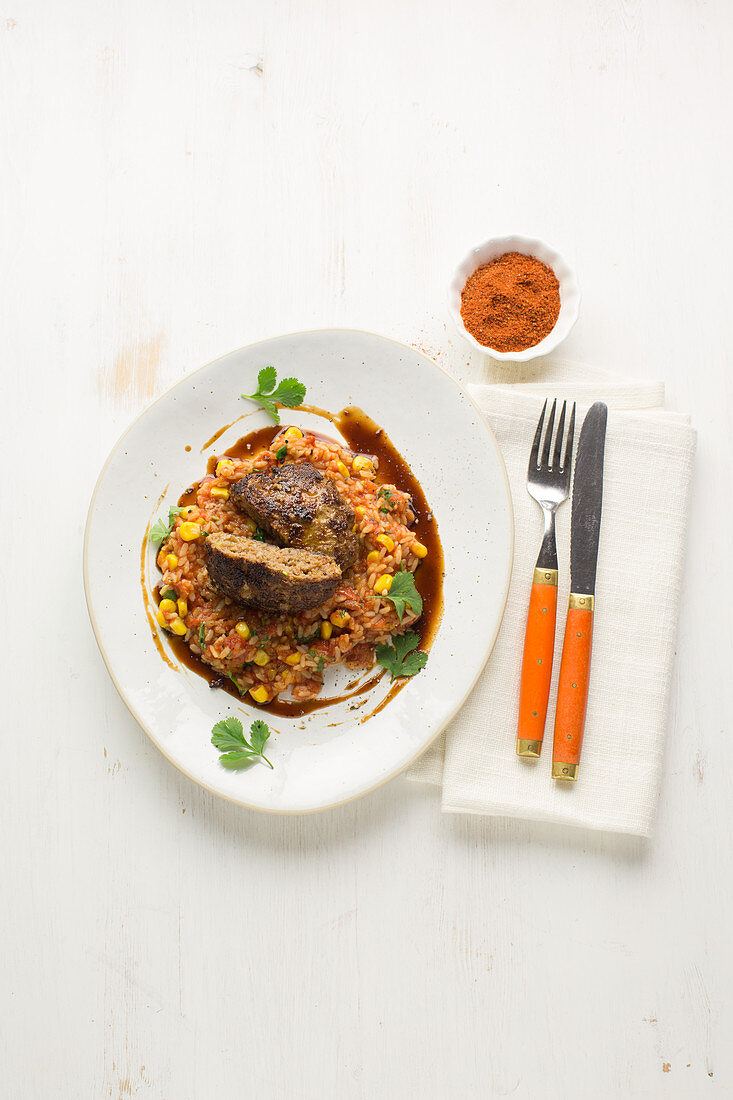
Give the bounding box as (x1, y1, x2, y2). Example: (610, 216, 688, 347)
(160, 587, 177, 601)
(150, 506, 183, 546)
(219, 750, 259, 769)
(198, 623, 206, 651)
(275, 444, 288, 462)
(248, 719, 270, 754)
(211, 716, 274, 769)
(242, 367, 306, 424)
(211, 716, 245, 752)
(399, 650, 429, 677)
(257, 365, 277, 394)
(384, 566, 423, 623)
(271, 377, 306, 408)
(376, 632, 428, 681)
(253, 526, 267, 542)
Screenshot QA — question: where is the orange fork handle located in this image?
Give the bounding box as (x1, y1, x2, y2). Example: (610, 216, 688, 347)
(552, 605, 594, 772)
(517, 581, 558, 749)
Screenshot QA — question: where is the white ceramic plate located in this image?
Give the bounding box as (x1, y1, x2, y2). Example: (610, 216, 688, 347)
(84, 330, 513, 813)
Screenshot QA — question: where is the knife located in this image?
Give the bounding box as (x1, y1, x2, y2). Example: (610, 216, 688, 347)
(551, 402, 608, 781)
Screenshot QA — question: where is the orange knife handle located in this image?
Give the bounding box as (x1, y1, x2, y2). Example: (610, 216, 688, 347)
(517, 572, 558, 756)
(552, 596, 594, 779)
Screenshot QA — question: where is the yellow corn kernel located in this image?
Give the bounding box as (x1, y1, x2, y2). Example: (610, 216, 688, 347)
(216, 458, 234, 476)
(336, 461, 350, 478)
(170, 618, 188, 636)
(165, 553, 178, 570)
(281, 670, 293, 685)
(412, 540, 428, 558)
(374, 575, 393, 596)
(352, 455, 373, 474)
(285, 652, 301, 666)
(180, 505, 196, 517)
(177, 598, 188, 618)
(179, 522, 201, 541)
(249, 685, 269, 704)
(354, 506, 366, 517)
(158, 598, 176, 613)
(329, 609, 351, 629)
(253, 650, 270, 666)
(366, 550, 380, 564)
(282, 426, 304, 440)
(376, 534, 395, 552)
(210, 486, 229, 500)
(235, 621, 251, 640)
(320, 620, 333, 639)
(156, 610, 168, 628)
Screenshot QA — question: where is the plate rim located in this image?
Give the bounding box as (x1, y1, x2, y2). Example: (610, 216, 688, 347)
(83, 327, 515, 813)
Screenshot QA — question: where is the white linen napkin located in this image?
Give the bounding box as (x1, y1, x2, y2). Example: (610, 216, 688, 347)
(407, 358, 695, 837)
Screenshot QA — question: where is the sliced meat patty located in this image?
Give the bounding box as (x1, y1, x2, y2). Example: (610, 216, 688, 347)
(206, 532, 341, 613)
(230, 461, 359, 570)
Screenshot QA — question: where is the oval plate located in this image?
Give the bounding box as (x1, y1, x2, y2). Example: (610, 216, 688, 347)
(84, 330, 513, 813)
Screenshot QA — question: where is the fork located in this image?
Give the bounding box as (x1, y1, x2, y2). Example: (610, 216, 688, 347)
(516, 398, 576, 758)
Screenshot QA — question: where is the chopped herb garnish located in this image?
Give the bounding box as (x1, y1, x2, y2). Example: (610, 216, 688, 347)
(378, 488, 392, 500)
(160, 587, 177, 601)
(376, 632, 428, 680)
(226, 671, 246, 695)
(241, 366, 306, 425)
(211, 717, 273, 770)
(385, 565, 423, 623)
(150, 506, 183, 546)
(379, 507, 390, 514)
(253, 526, 267, 542)
(275, 444, 288, 462)
(317, 656, 324, 671)
(198, 624, 206, 651)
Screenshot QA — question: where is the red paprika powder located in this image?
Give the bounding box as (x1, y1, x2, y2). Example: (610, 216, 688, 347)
(460, 252, 561, 353)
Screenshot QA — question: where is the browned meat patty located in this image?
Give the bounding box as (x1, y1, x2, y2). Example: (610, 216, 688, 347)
(206, 532, 341, 613)
(230, 462, 359, 570)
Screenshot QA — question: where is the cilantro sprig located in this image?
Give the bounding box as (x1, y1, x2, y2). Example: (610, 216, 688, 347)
(211, 717, 274, 770)
(242, 366, 306, 424)
(376, 632, 428, 680)
(150, 506, 184, 546)
(384, 565, 423, 623)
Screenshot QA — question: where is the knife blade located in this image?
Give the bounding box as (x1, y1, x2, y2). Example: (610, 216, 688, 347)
(551, 402, 608, 781)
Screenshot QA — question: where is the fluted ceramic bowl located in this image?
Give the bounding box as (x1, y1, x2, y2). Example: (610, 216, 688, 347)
(448, 234, 581, 362)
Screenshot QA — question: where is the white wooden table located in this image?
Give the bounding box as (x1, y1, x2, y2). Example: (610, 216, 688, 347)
(3, 2, 731, 1096)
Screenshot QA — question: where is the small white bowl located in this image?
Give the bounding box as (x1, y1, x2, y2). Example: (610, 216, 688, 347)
(448, 234, 581, 362)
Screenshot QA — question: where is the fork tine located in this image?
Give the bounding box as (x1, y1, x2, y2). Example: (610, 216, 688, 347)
(552, 401, 567, 471)
(540, 398, 557, 469)
(562, 402, 576, 482)
(528, 399, 547, 473)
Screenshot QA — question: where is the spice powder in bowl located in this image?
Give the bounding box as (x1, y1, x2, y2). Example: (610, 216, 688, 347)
(460, 252, 561, 354)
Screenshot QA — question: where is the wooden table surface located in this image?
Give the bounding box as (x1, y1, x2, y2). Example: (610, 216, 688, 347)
(3, 2, 731, 1096)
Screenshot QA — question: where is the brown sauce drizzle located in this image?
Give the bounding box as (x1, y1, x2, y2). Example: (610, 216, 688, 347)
(145, 405, 444, 718)
(140, 534, 177, 672)
(200, 413, 251, 452)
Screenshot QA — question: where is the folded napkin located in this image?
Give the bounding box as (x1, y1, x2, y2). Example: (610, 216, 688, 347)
(408, 358, 695, 837)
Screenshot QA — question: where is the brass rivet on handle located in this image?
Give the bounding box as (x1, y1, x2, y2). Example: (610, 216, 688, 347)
(552, 762, 579, 781)
(569, 592, 595, 611)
